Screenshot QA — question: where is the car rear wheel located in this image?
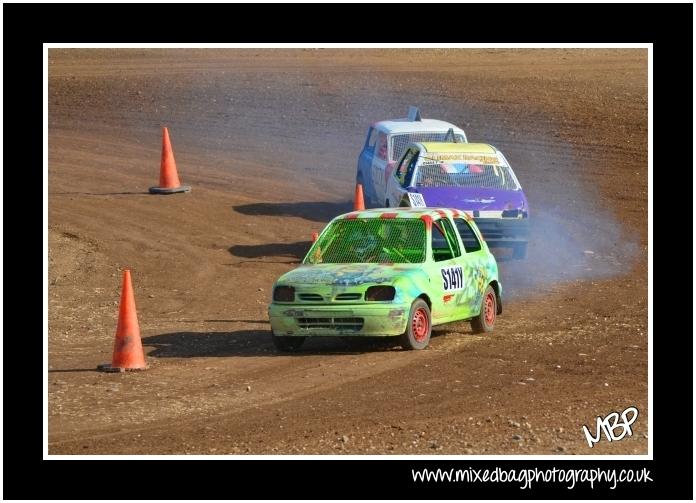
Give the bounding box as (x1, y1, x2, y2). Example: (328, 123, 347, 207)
(470, 285, 496, 333)
(400, 298, 431, 350)
(272, 334, 306, 352)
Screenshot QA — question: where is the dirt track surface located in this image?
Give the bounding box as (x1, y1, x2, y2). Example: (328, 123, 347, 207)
(48, 49, 648, 455)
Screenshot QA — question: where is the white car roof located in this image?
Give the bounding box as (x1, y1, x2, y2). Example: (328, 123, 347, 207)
(374, 118, 465, 135)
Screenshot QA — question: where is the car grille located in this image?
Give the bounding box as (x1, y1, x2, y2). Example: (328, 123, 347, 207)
(334, 293, 362, 301)
(296, 292, 364, 302)
(474, 218, 529, 240)
(296, 317, 364, 331)
(298, 293, 324, 301)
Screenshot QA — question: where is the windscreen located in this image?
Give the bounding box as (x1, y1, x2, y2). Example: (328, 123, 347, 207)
(415, 162, 520, 190)
(305, 218, 426, 264)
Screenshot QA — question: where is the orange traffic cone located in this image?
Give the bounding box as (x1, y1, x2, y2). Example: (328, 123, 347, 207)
(311, 231, 319, 243)
(97, 270, 147, 372)
(354, 183, 365, 211)
(149, 127, 191, 194)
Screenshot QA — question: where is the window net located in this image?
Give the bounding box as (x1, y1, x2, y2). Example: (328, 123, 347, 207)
(415, 162, 520, 190)
(391, 132, 466, 161)
(305, 219, 426, 264)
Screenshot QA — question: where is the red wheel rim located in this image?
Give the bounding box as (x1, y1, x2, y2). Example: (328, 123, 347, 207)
(412, 307, 429, 342)
(484, 292, 495, 326)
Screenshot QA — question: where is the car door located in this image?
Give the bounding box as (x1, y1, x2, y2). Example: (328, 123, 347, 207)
(357, 127, 379, 206)
(430, 217, 464, 321)
(369, 131, 389, 203)
(386, 147, 417, 207)
(451, 216, 489, 319)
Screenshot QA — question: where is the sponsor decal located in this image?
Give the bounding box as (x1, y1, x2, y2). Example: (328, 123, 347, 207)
(441, 266, 464, 291)
(428, 153, 502, 165)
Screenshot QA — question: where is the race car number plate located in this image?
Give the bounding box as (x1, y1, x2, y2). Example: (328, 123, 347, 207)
(441, 266, 464, 291)
(408, 193, 427, 207)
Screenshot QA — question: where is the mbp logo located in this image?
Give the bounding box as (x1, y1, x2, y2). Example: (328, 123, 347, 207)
(582, 406, 639, 448)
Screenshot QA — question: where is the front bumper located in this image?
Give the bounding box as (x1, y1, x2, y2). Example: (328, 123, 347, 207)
(474, 217, 529, 244)
(269, 302, 411, 337)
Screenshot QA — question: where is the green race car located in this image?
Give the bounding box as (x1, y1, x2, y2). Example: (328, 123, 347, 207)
(268, 207, 502, 351)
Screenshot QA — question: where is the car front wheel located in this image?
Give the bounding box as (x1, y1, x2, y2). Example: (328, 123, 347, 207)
(470, 285, 496, 333)
(400, 298, 431, 350)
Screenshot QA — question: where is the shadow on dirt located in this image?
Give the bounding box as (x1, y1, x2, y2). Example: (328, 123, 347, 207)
(204, 319, 269, 324)
(228, 241, 311, 261)
(48, 368, 99, 373)
(51, 191, 150, 196)
(233, 201, 352, 223)
(141, 330, 418, 357)
(142, 327, 464, 358)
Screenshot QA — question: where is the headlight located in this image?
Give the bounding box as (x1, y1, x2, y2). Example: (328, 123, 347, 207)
(365, 285, 396, 301)
(273, 286, 295, 302)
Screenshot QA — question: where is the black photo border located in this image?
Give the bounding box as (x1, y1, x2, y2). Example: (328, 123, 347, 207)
(4, 2, 692, 500)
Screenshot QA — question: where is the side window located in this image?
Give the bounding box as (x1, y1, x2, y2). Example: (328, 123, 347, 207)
(365, 127, 378, 152)
(454, 218, 482, 253)
(431, 218, 461, 261)
(395, 149, 415, 183)
(376, 133, 388, 161)
(403, 154, 419, 187)
(441, 218, 461, 257)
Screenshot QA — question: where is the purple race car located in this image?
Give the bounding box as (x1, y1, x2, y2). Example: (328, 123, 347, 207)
(384, 142, 529, 259)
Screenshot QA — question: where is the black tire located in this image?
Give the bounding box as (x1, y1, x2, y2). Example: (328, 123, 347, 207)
(470, 285, 497, 333)
(511, 242, 528, 260)
(399, 298, 432, 350)
(272, 334, 306, 352)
